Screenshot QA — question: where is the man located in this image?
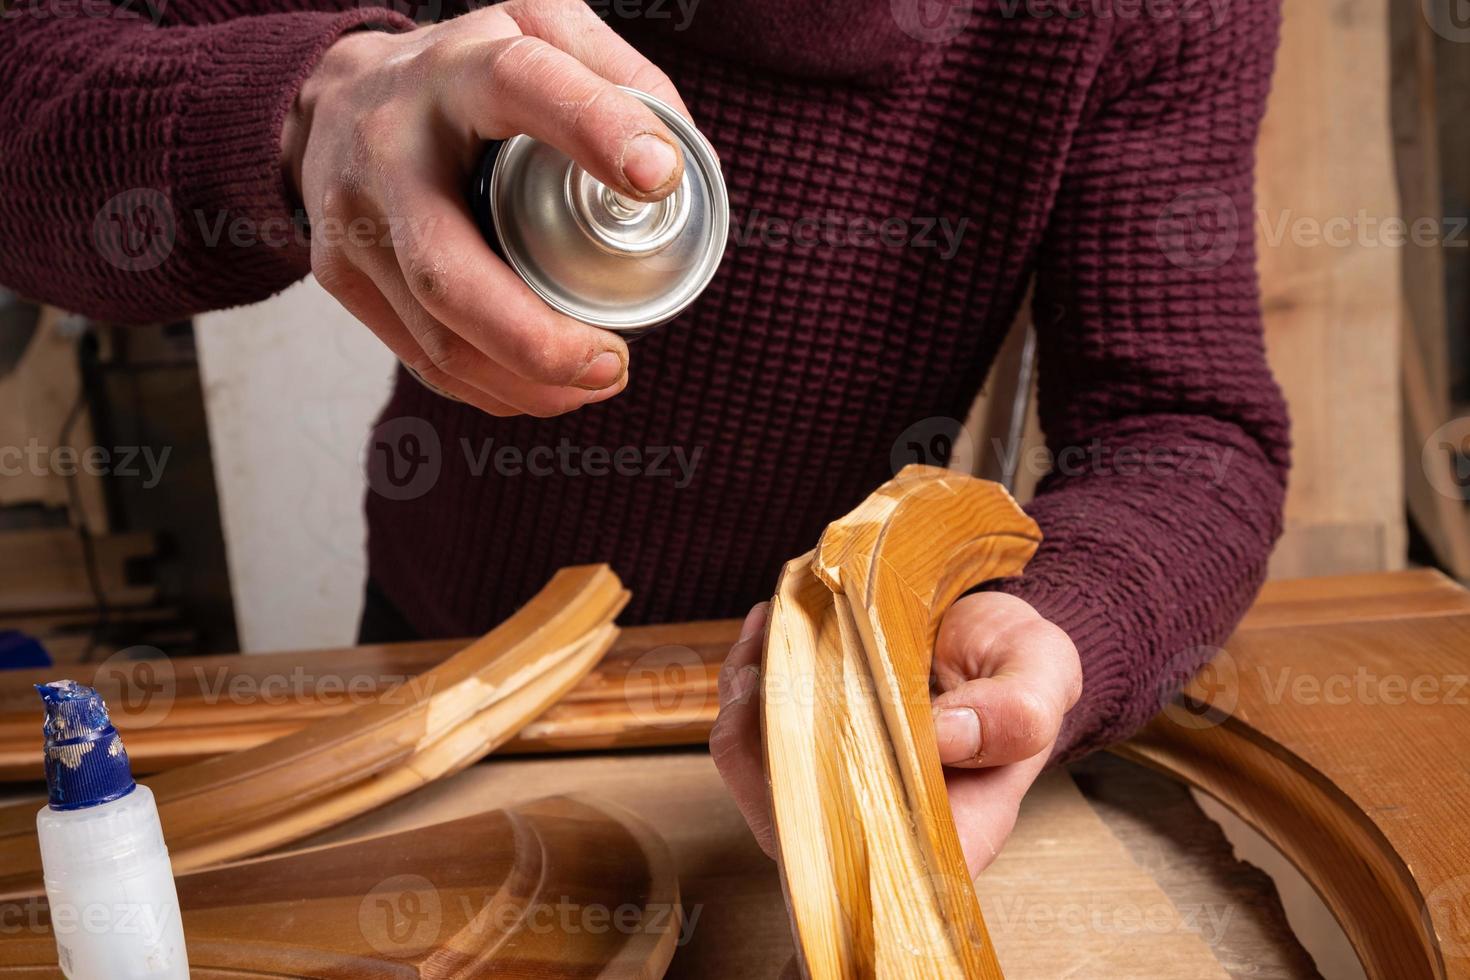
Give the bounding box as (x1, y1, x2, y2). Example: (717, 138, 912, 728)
(0, 0, 1289, 873)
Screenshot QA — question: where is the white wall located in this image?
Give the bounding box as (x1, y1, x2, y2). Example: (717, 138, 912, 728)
(197, 278, 396, 653)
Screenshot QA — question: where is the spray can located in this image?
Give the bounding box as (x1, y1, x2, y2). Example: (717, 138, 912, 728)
(34, 681, 189, 980)
(469, 86, 729, 337)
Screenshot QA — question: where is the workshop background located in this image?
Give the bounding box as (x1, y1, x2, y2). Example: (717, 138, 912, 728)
(0, 0, 1466, 663)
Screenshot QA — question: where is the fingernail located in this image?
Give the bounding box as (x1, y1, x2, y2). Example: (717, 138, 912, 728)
(621, 133, 679, 194)
(729, 664, 760, 706)
(934, 706, 981, 763)
(585, 368, 628, 403)
(574, 350, 625, 391)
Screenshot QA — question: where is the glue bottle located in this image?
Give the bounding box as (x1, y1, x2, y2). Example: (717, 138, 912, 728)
(34, 680, 189, 979)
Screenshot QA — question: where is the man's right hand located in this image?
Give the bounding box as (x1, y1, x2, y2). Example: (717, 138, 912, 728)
(281, 0, 689, 417)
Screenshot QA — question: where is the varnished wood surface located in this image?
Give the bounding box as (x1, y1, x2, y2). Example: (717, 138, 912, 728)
(1237, 568, 1470, 631)
(0, 794, 680, 978)
(0, 620, 735, 781)
(297, 752, 1262, 979)
(762, 468, 1039, 978)
(1, 570, 1464, 976)
(7, 569, 1459, 783)
(1119, 608, 1470, 979)
(0, 566, 628, 897)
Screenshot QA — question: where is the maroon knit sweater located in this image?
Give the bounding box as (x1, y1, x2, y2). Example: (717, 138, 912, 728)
(0, 0, 1289, 760)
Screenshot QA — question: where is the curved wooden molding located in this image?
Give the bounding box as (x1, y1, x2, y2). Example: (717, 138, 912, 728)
(1114, 719, 1437, 979)
(0, 566, 628, 898)
(0, 794, 680, 978)
(1111, 605, 1470, 980)
(763, 466, 1040, 978)
(0, 620, 736, 781)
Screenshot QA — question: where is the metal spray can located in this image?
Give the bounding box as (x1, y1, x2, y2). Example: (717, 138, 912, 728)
(470, 86, 728, 337)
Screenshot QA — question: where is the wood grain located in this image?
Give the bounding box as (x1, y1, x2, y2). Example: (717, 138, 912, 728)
(292, 752, 1244, 979)
(1236, 568, 1470, 631)
(1255, 0, 1405, 578)
(5, 568, 1449, 784)
(1116, 611, 1470, 978)
(0, 794, 680, 978)
(0, 566, 627, 898)
(0, 619, 734, 780)
(764, 466, 1040, 979)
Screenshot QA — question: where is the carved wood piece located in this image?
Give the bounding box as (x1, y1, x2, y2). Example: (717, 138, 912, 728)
(763, 466, 1041, 978)
(1114, 608, 1470, 979)
(0, 620, 734, 780)
(0, 794, 680, 979)
(0, 566, 628, 898)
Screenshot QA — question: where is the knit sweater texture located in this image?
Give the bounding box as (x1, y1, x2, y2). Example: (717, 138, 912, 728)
(0, 0, 1290, 760)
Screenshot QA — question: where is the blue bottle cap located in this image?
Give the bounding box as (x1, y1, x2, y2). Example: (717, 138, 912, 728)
(36, 680, 136, 811)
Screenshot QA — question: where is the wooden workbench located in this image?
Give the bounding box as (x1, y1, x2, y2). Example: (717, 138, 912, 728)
(281, 569, 1470, 978)
(3, 570, 1466, 977)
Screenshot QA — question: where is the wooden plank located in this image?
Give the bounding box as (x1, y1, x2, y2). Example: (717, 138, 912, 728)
(2, 571, 1462, 781)
(302, 754, 1236, 979)
(0, 619, 736, 780)
(1240, 568, 1470, 630)
(0, 566, 628, 897)
(978, 771, 1230, 979)
(1255, 0, 1404, 576)
(1118, 611, 1470, 978)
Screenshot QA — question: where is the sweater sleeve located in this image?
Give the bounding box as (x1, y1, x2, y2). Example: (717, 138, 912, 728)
(992, 3, 1292, 761)
(0, 2, 416, 324)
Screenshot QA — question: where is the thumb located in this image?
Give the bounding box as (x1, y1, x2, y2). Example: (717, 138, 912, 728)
(932, 675, 1063, 768)
(930, 594, 1079, 768)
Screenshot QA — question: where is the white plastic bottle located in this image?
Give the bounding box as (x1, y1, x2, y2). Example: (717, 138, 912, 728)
(34, 680, 189, 979)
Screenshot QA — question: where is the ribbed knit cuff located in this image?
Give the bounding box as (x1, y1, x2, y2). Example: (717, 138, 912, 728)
(172, 8, 417, 308)
(989, 565, 1124, 763)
